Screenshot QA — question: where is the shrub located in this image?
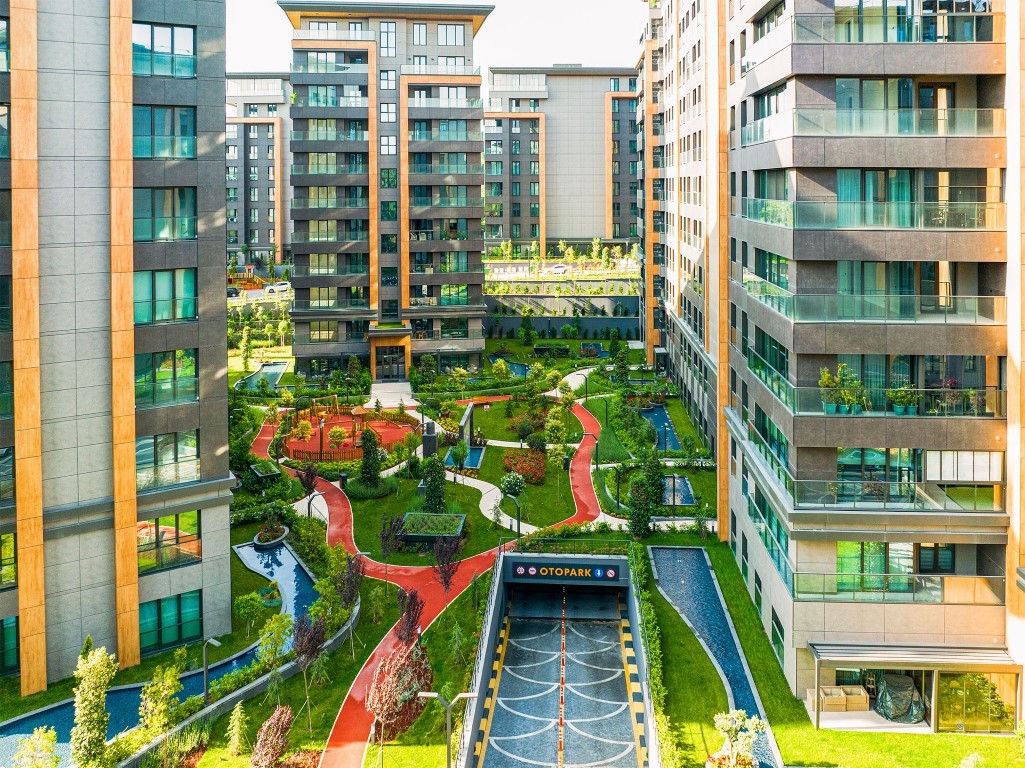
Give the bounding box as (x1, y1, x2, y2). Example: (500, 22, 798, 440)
(500, 471, 526, 498)
(360, 429, 382, 487)
(251, 705, 295, 768)
(503, 450, 546, 485)
(422, 455, 446, 514)
(525, 432, 547, 453)
(345, 474, 398, 500)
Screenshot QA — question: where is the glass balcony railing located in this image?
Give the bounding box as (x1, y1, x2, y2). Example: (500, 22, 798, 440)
(735, 270, 1006, 324)
(746, 498, 795, 590)
(409, 229, 478, 242)
(410, 164, 484, 175)
(133, 217, 197, 242)
(133, 52, 196, 79)
(290, 62, 370, 75)
(794, 387, 1006, 418)
(412, 263, 484, 274)
(292, 29, 377, 41)
(290, 130, 369, 142)
(793, 13, 1004, 44)
(137, 540, 202, 575)
(741, 108, 1006, 145)
(408, 130, 483, 142)
(411, 329, 486, 341)
(292, 333, 366, 346)
(291, 231, 369, 243)
(410, 197, 484, 208)
(135, 378, 199, 410)
(794, 572, 1005, 605)
(0, 51, 8, 73)
(133, 136, 197, 159)
(292, 199, 370, 210)
(134, 299, 198, 325)
(742, 198, 1005, 230)
(290, 164, 369, 175)
(746, 347, 794, 409)
(291, 264, 370, 277)
(399, 64, 480, 76)
(137, 459, 200, 491)
(292, 95, 369, 108)
(409, 295, 478, 307)
(407, 98, 484, 110)
(291, 298, 371, 312)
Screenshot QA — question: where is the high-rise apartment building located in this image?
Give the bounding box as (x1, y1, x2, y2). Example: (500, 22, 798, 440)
(1, 1, 230, 695)
(280, 1, 493, 381)
(226, 73, 293, 266)
(643, 0, 1025, 732)
(484, 66, 641, 256)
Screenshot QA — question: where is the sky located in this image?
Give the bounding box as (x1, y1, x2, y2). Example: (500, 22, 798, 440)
(226, 0, 649, 81)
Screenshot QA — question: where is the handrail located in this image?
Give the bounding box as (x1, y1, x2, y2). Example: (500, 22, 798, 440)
(794, 572, 1005, 605)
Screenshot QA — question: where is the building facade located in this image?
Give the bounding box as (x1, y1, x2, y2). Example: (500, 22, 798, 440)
(485, 66, 641, 256)
(226, 73, 293, 267)
(281, 1, 492, 381)
(642, 0, 1025, 733)
(0, 0, 231, 694)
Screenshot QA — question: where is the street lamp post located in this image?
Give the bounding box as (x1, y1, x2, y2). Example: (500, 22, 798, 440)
(307, 489, 325, 518)
(417, 692, 477, 768)
(503, 493, 521, 538)
(203, 637, 222, 705)
(319, 417, 326, 461)
(615, 465, 622, 509)
(663, 423, 668, 458)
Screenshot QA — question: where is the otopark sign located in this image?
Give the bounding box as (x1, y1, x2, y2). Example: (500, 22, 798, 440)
(509, 560, 625, 583)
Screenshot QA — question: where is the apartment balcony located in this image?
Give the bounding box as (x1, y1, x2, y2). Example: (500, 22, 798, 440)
(290, 163, 370, 184)
(411, 329, 486, 352)
(409, 197, 484, 218)
(742, 198, 1004, 231)
(137, 460, 200, 493)
(409, 264, 485, 284)
(291, 95, 369, 119)
(292, 29, 377, 42)
(408, 130, 484, 152)
(291, 298, 373, 317)
(408, 163, 484, 182)
(290, 129, 369, 151)
(291, 264, 370, 277)
(791, 386, 1006, 419)
(793, 13, 1003, 45)
(399, 64, 480, 77)
(406, 98, 484, 114)
(291, 231, 370, 244)
(291, 333, 369, 357)
(407, 296, 486, 310)
(135, 378, 199, 410)
(793, 571, 1005, 606)
(408, 229, 484, 250)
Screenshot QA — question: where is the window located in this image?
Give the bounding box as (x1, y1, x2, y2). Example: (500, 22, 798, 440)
(610, 77, 620, 92)
(529, 161, 539, 175)
(227, 229, 238, 244)
(381, 168, 397, 188)
(770, 610, 784, 665)
(754, 1, 786, 42)
(135, 349, 198, 408)
(530, 223, 540, 238)
(511, 202, 520, 217)
(380, 70, 396, 90)
(381, 234, 398, 253)
(381, 267, 398, 287)
(530, 140, 539, 155)
(511, 223, 521, 238)
(529, 182, 539, 196)
(136, 431, 199, 490)
(0, 617, 16, 675)
(511, 139, 520, 154)
(379, 21, 396, 56)
(133, 106, 196, 158)
(267, 145, 274, 160)
(611, 99, 620, 113)
(139, 590, 202, 654)
(488, 140, 503, 155)
(754, 573, 763, 612)
(438, 24, 465, 46)
(249, 188, 259, 202)
(412, 55, 427, 68)
(226, 166, 237, 182)
(132, 23, 195, 78)
(133, 187, 197, 242)
(511, 161, 520, 176)
(268, 104, 277, 116)
(413, 22, 427, 45)
(918, 543, 956, 574)
(488, 161, 503, 176)
(227, 124, 238, 139)
(529, 202, 540, 217)
(741, 534, 749, 580)
(137, 512, 201, 573)
(380, 103, 396, 122)
(380, 136, 396, 155)
(248, 124, 258, 138)
(612, 140, 620, 155)
(612, 161, 620, 175)
(511, 182, 521, 196)
(247, 103, 258, 117)
(440, 284, 468, 306)
(441, 318, 468, 338)
(0, 531, 13, 588)
(381, 201, 397, 221)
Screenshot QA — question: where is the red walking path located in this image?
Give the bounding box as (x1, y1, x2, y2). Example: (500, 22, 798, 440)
(251, 401, 603, 767)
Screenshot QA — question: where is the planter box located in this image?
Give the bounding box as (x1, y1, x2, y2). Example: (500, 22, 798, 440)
(253, 526, 289, 551)
(819, 686, 847, 712)
(842, 685, 870, 711)
(400, 512, 466, 544)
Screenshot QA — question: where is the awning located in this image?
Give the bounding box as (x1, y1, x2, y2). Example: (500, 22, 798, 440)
(809, 642, 1020, 673)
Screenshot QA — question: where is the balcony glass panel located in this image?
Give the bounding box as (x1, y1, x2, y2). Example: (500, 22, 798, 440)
(794, 13, 1003, 44)
(794, 572, 1005, 604)
(742, 198, 1004, 230)
(742, 109, 1005, 145)
(292, 95, 369, 108)
(795, 387, 1006, 418)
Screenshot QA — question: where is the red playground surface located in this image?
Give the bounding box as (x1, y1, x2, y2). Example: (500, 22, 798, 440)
(284, 412, 414, 453)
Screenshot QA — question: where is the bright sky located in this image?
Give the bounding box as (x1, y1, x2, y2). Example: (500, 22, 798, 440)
(226, 0, 648, 79)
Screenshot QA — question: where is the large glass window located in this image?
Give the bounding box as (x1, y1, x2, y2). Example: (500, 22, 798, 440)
(0, 616, 16, 675)
(440, 284, 469, 306)
(135, 349, 198, 409)
(133, 188, 197, 242)
(0, 531, 14, 588)
(132, 23, 195, 78)
(379, 21, 396, 57)
(0, 106, 8, 159)
(133, 106, 196, 158)
(938, 673, 1017, 734)
(438, 24, 465, 46)
(0, 19, 8, 73)
(770, 610, 784, 665)
(137, 512, 201, 574)
(412, 22, 427, 46)
(139, 590, 202, 654)
(136, 431, 199, 491)
(0, 362, 11, 418)
(134, 269, 197, 325)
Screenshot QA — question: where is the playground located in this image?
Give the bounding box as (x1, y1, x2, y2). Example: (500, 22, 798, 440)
(281, 397, 419, 462)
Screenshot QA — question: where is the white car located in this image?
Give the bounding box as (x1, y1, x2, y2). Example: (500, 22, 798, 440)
(544, 264, 569, 275)
(265, 281, 292, 295)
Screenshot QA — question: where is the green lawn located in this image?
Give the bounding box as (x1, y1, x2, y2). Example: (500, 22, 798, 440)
(473, 398, 583, 443)
(583, 397, 632, 462)
(593, 465, 716, 520)
(350, 476, 499, 566)
(364, 571, 493, 767)
(198, 578, 401, 767)
(477, 446, 575, 530)
(483, 338, 643, 375)
(0, 524, 278, 722)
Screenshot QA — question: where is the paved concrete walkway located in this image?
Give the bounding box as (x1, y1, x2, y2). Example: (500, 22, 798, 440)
(367, 380, 417, 408)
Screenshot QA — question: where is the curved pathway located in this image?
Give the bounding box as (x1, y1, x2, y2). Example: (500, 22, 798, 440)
(252, 394, 604, 768)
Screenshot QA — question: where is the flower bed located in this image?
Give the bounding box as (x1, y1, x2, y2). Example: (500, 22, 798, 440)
(400, 512, 466, 544)
(502, 449, 546, 485)
(253, 520, 289, 550)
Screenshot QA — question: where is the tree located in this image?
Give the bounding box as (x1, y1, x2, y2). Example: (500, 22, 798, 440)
(589, 237, 602, 263)
(258, 613, 294, 668)
(418, 354, 437, 392)
(138, 648, 186, 736)
(226, 701, 250, 757)
(450, 367, 469, 398)
(263, 322, 276, 345)
(558, 380, 575, 410)
(369, 584, 386, 624)
(70, 646, 118, 768)
(240, 326, 253, 372)
(395, 588, 425, 644)
(347, 355, 362, 379)
(294, 419, 313, 442)
(432, 535, 462, 594)
(277, 318, 292, 346)
(297, 462, 319, 501)
(449, 621, 467, 666)
(421, 455, 446, 515)
(491, 357, 511, 385)
(251, 705, 295, 768)
(80, 635, 93, 659)
(12, 727, 59, 768)
(640, 449, 666, 504)
(366, 643, 434, 740)
(518, 313, 536, 346)
(613, 348, 630, 387)
(293, 616, 327, 731)
(545, 406, 569, 493)
(234, 592, 263, 638)
(336, 553, 366, 610)
(500, 471, 525, 499)
(628, 478, 654, 539)
(359, 428, 381, 488)
(712, 710, 766, 768)
(380, 514, 404, 560)
(450, 440, 470, 475)
(328, 425, 348, 447)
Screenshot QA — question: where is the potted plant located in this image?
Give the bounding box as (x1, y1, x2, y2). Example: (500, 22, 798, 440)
(818, 367, 839, 414)
(887, 384, 908, 415)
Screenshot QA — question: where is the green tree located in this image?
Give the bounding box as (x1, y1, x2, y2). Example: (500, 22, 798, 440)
(422, 455, 446, 514)
(418, 354, 437, 392)
(240, 326, 253, 372)
(360, 428, 381, 488)
(70, 647, 118, 768)
(263, 322, 276, 345)
(12, 727, 59, 768)
(518, 313, 536, 346)
(258, 613, 294, 668)
(450, 440, 470, 474)
(491, 358, 511, 385)
(450, 367, 469, 398)
(558, 380, 575, 411)
(294, 419, 313, 442)
(138, 648, 186, 736)
(226, 701, 250, 757)
(613, 348, 630, 387)
(277, 318, 292, 346)
(328, 426, 348, 447)
(347, 355, 362, 379)
(234, 592, 263, 638)
(628, 477, 654, 539)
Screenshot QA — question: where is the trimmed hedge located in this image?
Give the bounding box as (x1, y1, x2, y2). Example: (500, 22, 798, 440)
(344, 475, 399, 500)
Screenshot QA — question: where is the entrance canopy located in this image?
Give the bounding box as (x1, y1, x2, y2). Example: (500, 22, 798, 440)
(809, 642, 1019, 673)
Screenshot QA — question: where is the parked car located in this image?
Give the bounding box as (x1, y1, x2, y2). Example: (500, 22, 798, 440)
(265, 281, 292, 295)
(544, 264, 569, 275)
(226, 286, 241, 298)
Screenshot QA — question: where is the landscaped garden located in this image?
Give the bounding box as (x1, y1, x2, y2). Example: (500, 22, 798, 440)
(471, 394, 583, 443)
(477, 446, 575, 530)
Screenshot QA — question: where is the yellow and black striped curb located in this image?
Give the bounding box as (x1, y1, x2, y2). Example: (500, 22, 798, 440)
(619, 598, 648, 768)
(474, 605, 512, 764)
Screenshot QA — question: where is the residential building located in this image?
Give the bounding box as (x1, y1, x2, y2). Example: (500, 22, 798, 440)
(280, 1, 492, 380)
(642, 0, 1025, 734)
(226, 73, 293, 266)
(1, 1, 230, 695)
(485, 66, 640, 256)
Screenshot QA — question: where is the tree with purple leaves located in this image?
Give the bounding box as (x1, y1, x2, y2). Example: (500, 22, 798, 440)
(251, 705, 294, 768)
(292, 615, 326, 732)
(395, 588, 425, 645)
(432, 535, 462, 595)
